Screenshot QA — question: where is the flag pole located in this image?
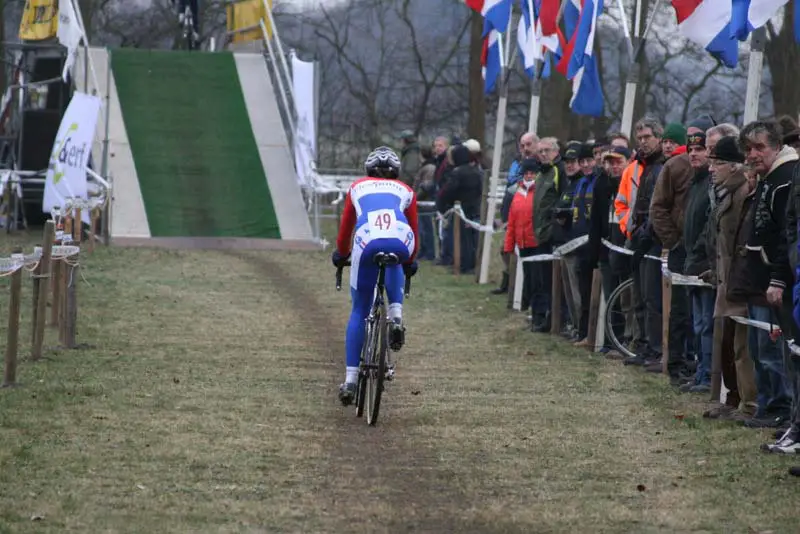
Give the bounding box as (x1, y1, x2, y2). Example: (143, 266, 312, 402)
(742, 27, 766, 124)
(615, 0, 635, 60)
(527, 0, 541, 134)
(478, 20, 514, 285)
(619, 0, 662, 137)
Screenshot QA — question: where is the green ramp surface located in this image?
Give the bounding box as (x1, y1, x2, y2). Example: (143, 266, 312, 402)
(111, 48, 280, 238)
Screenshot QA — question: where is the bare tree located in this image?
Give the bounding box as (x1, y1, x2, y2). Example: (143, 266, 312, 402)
(286, 0, 472, 167)
(764, 4, 800, 120)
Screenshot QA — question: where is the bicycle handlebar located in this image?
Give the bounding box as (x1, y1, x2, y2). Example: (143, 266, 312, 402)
(335, 262, 413, 297)
(335, 262, 352, 291)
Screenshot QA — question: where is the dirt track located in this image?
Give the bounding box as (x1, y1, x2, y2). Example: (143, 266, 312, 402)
(226, 250, 510, 533)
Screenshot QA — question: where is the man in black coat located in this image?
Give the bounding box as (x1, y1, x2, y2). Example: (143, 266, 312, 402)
(436, 144, 483, 273)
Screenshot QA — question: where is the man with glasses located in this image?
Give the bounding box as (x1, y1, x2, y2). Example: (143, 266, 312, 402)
(615, 118, 666, 369)
(529, 137, 565, 332)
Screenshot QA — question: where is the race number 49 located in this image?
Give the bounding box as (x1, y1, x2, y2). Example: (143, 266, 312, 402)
(369, 209, 395, 234)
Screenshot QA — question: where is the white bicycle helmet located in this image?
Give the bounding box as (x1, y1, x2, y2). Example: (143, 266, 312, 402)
(364, 146, 401, 179)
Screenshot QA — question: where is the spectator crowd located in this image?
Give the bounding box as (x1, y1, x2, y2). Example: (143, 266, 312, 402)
(397, 115, 800, 477)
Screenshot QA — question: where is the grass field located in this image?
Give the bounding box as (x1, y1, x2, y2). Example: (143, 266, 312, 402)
(0, 232, 797, 533)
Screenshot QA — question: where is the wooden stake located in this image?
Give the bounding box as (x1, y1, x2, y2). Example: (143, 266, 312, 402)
(50, 259, 62, 327)
(58, 258, 68, 344)
(550, 260, 563, 335)
(3, 249, 23, 386)
(32, 222, 55, 361)
(506, 253, 518, 310)
(586, 268, 603, 350)
(73, 207, 83, 243)
(88, 209, 99, 253)
(63, 259, 78, 349)
(64, 211, 73, 242)
(453, 201, 462, 276)
(710, 317, 724, 402)
(661, 270, 672, 375)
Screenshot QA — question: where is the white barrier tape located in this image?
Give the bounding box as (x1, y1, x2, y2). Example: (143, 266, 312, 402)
(600, 239, 662, 262)
(32, 245, 81, 259)
(730, 316, 778, 331)
(663, 268, 713, 288)
(0, 253, 26, 273)
(518, 235, 589, 263)
(730, 315, 800, 356)
(453, 204, 494, 233)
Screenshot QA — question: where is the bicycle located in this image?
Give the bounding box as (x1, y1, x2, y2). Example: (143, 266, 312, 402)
(335, 252, 412, 426)
(180, 5, 198, 51)
(603, 277, 638, 359)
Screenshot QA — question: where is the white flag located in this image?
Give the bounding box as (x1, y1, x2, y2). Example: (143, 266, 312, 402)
(57, 0, 83, 82)
(291, 55, 317, 187)
(43, 92, 102, 224)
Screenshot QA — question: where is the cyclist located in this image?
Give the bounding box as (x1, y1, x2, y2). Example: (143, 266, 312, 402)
(170, 0, 200, 42)
(332, 146, 420, 406)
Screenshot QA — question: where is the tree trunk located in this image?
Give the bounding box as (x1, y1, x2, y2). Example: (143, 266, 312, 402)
(764, 3, 800, 120)
(540, 72, 572, 142)
(467, 10, 486, 147)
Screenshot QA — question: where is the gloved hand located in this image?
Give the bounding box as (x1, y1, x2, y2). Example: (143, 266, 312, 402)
(331, 250, 350, 268)
(631, 249, 644, 269)
(403, 261, 419, 278)
(698, 270, 717, 286)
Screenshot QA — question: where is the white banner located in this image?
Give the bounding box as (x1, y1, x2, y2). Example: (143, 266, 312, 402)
(57, 0, 83, 81)
(43, 91, 102, 224)
(291, 54, 317, 187)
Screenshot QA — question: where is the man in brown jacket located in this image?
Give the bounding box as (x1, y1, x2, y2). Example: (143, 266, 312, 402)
(649, 115, 716, 378)
(700, 134, 758, 421)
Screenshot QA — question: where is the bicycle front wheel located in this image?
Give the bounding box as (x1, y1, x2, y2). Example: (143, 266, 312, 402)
(604, 277, 637, 359)
(365, 302, 387, 426)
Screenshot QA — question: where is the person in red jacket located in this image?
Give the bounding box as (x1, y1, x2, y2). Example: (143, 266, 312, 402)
(503, 159, 539, 314)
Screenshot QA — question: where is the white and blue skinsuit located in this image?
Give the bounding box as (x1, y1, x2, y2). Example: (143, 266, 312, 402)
(335, 177, 419, 375)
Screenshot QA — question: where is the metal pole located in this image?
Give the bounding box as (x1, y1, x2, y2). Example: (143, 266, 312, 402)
(478, 22, 514, 285)
(16, 57, 25, 174)
(262, 0, 296, 107)
(101, 47, 111, 178)
(70, 0, 101, 97)
(313, 57, 320, 166)
(619, 0, 645, 137)
(743, 27, 766, 124)
(526, 0, 541, 134)
(260, 19, 296, 140)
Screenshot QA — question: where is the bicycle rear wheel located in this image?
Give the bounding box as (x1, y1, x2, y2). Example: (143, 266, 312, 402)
(355, 320, 374, 418)
(365, 302, 387, 426)
(604, 277, 637, 359)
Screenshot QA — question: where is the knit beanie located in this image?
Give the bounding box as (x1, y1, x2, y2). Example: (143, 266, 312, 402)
(578, 143, 595, 160)
(663, 123, 687, 145)
(563, 141, 582, 161)
(520, 158, 539, 174)
(687, 132, 706, 148)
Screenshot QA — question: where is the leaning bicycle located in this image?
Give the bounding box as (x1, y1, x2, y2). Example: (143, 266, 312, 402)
(604, 277, 638, 359)
(336, 252, 411, 426)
